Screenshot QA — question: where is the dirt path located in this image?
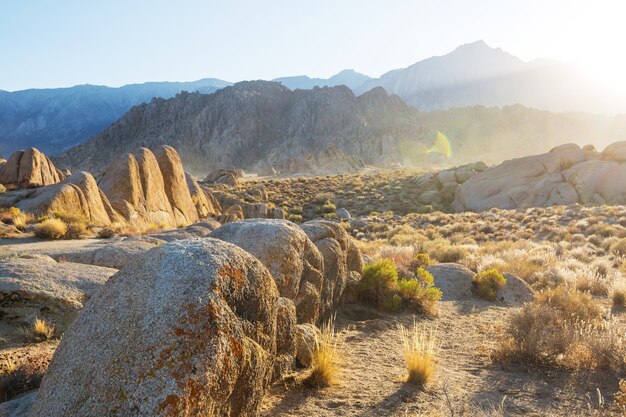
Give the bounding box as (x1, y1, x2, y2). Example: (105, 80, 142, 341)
(260, 301, 621, 416)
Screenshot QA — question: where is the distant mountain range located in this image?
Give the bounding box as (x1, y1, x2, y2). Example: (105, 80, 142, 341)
(0, 78, 231, 155)
(53, 81, 626, 177)
(2, 40, 625, 157)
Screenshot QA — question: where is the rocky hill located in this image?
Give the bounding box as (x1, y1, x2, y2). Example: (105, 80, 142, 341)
(53, 81, 626, 176)
(0, 78, 231, 155)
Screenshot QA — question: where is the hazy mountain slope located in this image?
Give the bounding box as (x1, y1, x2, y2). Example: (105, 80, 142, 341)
(357, 41, 625, 114)
(273, 69, 371, 90)
(0, 78, 231, 156)
(53, 81, 626, 176)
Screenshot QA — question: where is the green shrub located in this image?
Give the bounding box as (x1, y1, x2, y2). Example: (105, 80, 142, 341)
(473, 269, 506, 300)
(411, 253, 431, 269)
(322, 213, 338, 220)
(360, 259, 398, 301)
(382, 294, 403, 312)
(287, 214, 303, 223)
(322, 201, 337, 214)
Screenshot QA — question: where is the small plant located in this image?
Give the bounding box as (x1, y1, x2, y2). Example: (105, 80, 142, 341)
(411, 253, 431, 269)
(64, 221, 87, 239)
(0, 184, 5, 193)
(321, 200, 337, 214)
(382, 293, 403, 312)
(359, 259, 398, 304)
(19, 317, 55, 342)
(305, 316, 340, 388)
(97, 227, 116, 239)
(33, 218, 67, 239)
(611, 282, 626, 307)
(473, 269, 506, 300)
(398, 321, 437, 386)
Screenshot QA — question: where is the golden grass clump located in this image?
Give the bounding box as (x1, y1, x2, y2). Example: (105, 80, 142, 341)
(33, 218, 67, 240)
(305, 316, 340, 388)
(610, 282, 626, 307)
(398, 321, 437, 386)
(19, 317, 55, 342)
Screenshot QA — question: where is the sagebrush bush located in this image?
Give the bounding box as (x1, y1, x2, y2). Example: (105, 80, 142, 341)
(410, 253, 431, 269)
(360, 260, 441, 315)
(34, 218, 67, 239)
(473, 269, 506, 300)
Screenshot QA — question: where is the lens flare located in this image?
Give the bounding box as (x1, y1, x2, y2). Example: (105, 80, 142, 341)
(427, 131, 451, 159)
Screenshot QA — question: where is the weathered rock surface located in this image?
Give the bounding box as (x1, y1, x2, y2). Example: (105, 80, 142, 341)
(0, 148, 67, 189)
(0, 254, 115, 333)
(427, 263, 474, 301)
(210, 219, 325, 324)
(300, 220, 363, 321)
(154, 145, 199, 225)
(186, 172, 220, 218)
(452, 143, 626, 212)
(205, 168, 241, 187)
(273, 297, 297, 379)
(428, 264, 533, 305)
(0, 390, 37, 417)
(30, 238, 280, 417)
(294, 323, 321, 368)
(0, 147, 222, 227)
(4, 171, 121, 225)
(98, 146, 201, 227)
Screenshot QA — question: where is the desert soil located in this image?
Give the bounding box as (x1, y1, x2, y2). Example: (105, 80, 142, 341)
(261, 299, 620, 416)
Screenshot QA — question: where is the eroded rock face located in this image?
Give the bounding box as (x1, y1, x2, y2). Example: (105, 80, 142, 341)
(186, 172, 220, 218)
(452, 143, 626, 212)
(14, 172, 121, 225)
(205, 169, 241, 187)
(31, 238, 279, 417)
(98, 146, 202, 227)
(211, 219, 325, 324)
(0, 254, 116, 334)
(154, 145, 199, 225)
(0, 148, 68, 189)
(300, 220, 363, 322)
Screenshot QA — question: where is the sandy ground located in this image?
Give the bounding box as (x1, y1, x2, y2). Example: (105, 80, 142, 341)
(261, 300, 623, 416)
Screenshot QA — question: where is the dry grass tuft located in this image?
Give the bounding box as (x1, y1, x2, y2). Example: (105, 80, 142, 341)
(33, 218, 67, 239)
(19, 317, 55, 342)
(398, 320, 437, 387)
(304, 316, 340, 388)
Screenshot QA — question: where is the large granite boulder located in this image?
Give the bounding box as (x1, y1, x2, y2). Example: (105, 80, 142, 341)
(153, 145, 199, 225)
(11, 172, 121, 225)
(300, 220, 363, 321)
(0, 255, 116, 338)
(186, 172, 221, 218)
(211, 219, 324, 324)
(30, 238, 280, 417)
(0, 148, 67, 189)
(452, 144, 602, 211)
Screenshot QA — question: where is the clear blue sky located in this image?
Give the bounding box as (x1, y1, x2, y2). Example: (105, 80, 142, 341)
(1, 0, 624, 91)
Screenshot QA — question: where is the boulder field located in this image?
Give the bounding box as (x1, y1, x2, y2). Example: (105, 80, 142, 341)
(23, 219, 363, 416)
(453, 142, 626, 212)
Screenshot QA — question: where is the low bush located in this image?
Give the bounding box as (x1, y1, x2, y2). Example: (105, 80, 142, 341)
(34, 219, 67, 240)
(97, 227, 116, 239)
(473, 269, 506, 300)
(359, 260, 441, 316)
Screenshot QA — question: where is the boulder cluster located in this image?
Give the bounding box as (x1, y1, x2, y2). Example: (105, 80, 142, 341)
(19, 219, 362, 417)
(0, 146, 284, 227)
(0, 148, 68, 189)
(453, 142, 626, 211)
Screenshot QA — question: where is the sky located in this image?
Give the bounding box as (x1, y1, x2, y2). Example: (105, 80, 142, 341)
(1, 0, 626, 91)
